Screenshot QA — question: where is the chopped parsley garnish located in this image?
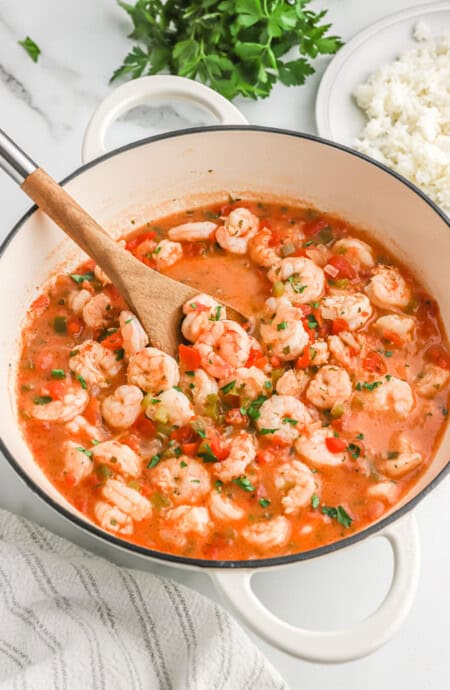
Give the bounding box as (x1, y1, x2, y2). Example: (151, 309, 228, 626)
(76, 374, 87, 390)
(233, 476, 255, 492)
(220, 380, 236, 395)
(259, 498, 270, 508)
(321, 505, 353, 528)
(114, 348, 125, 361)
(215, 479, 224, 493)
(185, 371, 195, 377)
(76, 446, 93, 458)
(33, 395, 52, 405)
(180, 460, 188, 468)
(147, 454, 161, 469)
(306, 314, 318, 329)
(209, 305, 222, 322)
(303, 239, 315, 247)
(347, 443, 361, 459)
(260, 428, 279, 435)
(189, 302, 197, 310)
(287, 275, 307, 294)
(387, 451, 399, 460)
(125, 317, 134, 324)
(356, 433, 364, 440)
(242, 395, 268, 421)
(198, 443, 218, 463)
(53, 316, 67, 334)
(283, 417, 298, 426)
(385, 374, 392, 381)
(69, 271, 95, 284)
(264, 380, 272, 390)
(51, 369, 66, 379)
(355, 380, 382, 391)
(277, 321, 288, 331)
(311, 493, 320, 509)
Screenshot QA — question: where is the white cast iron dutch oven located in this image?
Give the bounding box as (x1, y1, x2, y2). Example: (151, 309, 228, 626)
(0, 76, 449, 663)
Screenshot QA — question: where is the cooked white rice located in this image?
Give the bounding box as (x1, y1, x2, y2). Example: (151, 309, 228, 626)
(354, 24, 450, 215)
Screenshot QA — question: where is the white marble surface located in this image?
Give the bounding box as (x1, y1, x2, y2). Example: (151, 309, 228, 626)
(0, 0, 449, 688)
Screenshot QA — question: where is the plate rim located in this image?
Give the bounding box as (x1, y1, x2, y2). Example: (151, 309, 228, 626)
(315, 0, 450, 141)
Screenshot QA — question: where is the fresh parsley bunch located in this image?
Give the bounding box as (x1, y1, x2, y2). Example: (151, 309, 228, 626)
(112, 0, 342, 99)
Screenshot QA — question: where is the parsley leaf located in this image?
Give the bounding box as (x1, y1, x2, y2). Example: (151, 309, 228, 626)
(18, 36, 41, 62)
(112, 0, 342, 101)
(321, 505, 353, 528)
(233, 475, 255, 492)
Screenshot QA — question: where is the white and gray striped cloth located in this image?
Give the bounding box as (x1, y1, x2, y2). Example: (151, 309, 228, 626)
(0, 509, 287, 689)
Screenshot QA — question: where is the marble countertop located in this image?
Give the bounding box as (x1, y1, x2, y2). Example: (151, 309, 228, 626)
(0, 0, 449, 688)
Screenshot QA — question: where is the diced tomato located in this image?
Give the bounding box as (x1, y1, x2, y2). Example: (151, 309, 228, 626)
(45, 380, 66, 400)
(181, 441, 200, 456)
(30, 293, 50, 312)
(245, 348, 268, 369)
(295, 347, 311, 369)
(383, 330, 404, 347)
(299, 305, 312, 316)
(67, 316, 84, 337)
(292, 247, 308, 257)
(363, 351, 386, 374)
(74, 494, 89, 513)
(133, 414, 156, 438)
(34, 351, 55, 373)
(101, 330, 124, 351)
(104, 285, 123, 304)
(331, 318, 349, 335)
(125, 230, 157, 252)
(269, 355, 281, 367)
(84, 396, 101, 426)
(178, 344, 202, 369)
(325, 436, 347, 453)
(426, 344, 450, 369)
(326, 255, 357, 280)
(255, 444, 285, 464)
(304, 218, 329, 237)
(183, 242, 205, 257)
(207, 431, 230, 461)
(225, 408, 249, 427)
(171, 425, 197, 444)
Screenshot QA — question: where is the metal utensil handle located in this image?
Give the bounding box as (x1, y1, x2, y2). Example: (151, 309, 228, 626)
(0, 128, 37, 184)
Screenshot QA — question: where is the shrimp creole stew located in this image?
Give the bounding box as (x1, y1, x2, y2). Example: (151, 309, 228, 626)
(17, 199, 450, 560)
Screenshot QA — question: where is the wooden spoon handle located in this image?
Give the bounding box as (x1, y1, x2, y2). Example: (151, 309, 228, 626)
(22, 167, 118, 264)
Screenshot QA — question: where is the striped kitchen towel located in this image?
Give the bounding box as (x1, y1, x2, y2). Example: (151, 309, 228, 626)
(0, 509, 287, 690)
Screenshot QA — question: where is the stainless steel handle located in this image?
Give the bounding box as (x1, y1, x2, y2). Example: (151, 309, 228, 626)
(0, 128, 37, 184)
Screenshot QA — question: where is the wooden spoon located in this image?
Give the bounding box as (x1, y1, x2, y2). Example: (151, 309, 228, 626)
(0, 128, 245, 357)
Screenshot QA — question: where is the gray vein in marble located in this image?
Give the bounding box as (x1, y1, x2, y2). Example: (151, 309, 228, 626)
(0, 64, 53, 130)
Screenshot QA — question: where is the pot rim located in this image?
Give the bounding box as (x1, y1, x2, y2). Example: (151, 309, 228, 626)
(1, 124, 449, 569)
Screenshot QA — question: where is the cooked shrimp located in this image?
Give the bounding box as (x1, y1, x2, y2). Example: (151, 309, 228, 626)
(274, 460, 317, 515)
(181, 294, 226, 342)
(69, 340, 122, 388)
(213, 432, 256, 482)
(219, 366, 269, 402)
(216, 207, 259, 254)
(68, 289, 91, 315)
(162, 506, 211, 547)
(209, 492, 245, 521)
(65, 414, 107, 441)
(102, 478, 151, 521)
(305, 244, 331, 267)
(127, 347, 179, 394)
(374, 314, 415, 341)
(150, 456, 210, 504)
(144, 388, 194, 427)
(415, 363, 450, 398)
(260, 301, 309, 361)
(92, 440, 142, 477)
(102, 385, 143, 429)
(276, 369, 309, 397)
(306, 365, 352, 410)
(333, 238, 375, 268)
(363, 376, 414, 417)
(268, 257, 325, 305)
(32, 386, 89, 423)
(311, 340, 329, 366)
(194, 320, 251, 378)
(64, 441, 93, 484)
(242, 516, 291, 549)
(365, 266, 411, 310)
(182, 368, 218, 406)
(94, 264, 111, 286)
(82, 293, 112, 330)
(328, 332, 363, 368)
(167, 221, 217, 242)
(367, 481, 399, 504)
(257, 395, 312, 444)
(321, 293, 373, 331)
(378, 435, 423, 477)
(153, 239, 183, 269)
(248, 227, 279, 267)
(119, 310, 149, 358)
(94, 501, 133, 535)
(296, 427, 348, 467)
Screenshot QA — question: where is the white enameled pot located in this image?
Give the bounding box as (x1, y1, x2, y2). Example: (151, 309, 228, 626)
(0, 76, 448, 663)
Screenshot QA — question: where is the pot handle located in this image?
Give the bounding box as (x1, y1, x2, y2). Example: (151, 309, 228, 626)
(211, 513, 420, 663)
(82, 75, 248, 163)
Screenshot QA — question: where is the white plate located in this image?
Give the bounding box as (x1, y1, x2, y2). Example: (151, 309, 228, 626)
(315, 2, 450, 146)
